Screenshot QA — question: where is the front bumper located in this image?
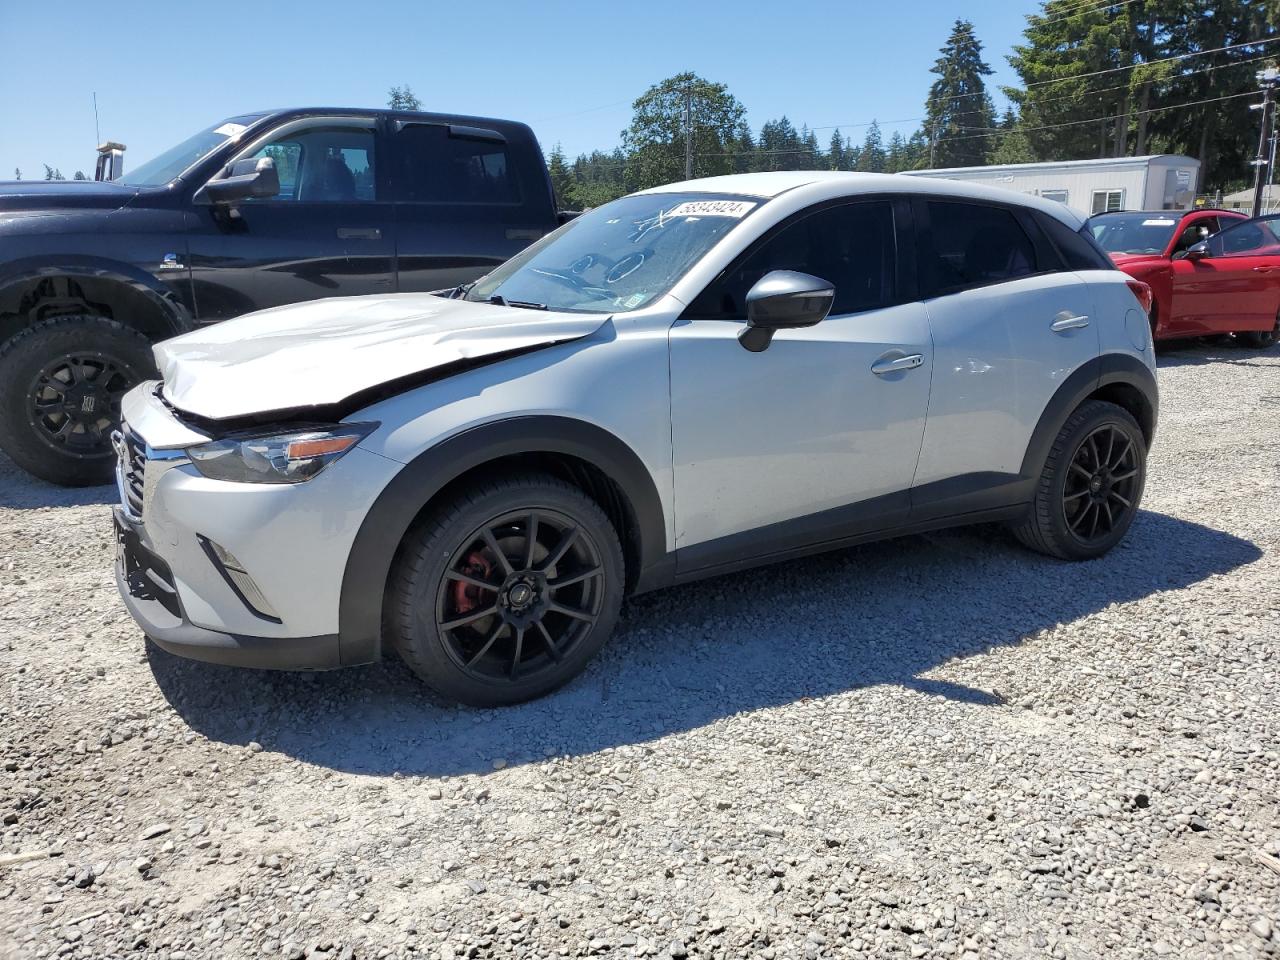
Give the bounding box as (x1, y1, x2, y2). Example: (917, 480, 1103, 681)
(111, 382, 402, 670)
(114, 507, 342, 669)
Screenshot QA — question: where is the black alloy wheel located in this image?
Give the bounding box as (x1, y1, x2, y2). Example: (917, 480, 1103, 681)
(389, 473, 625, 706)
(436, 508, 605, 683)
(1061, 424, 1141, 547)
(27, 352, 135, 456)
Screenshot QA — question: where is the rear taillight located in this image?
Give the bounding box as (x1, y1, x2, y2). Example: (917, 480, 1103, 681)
(1126, 279, 1153, 314)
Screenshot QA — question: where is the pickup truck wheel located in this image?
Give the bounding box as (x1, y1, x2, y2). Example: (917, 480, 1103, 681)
(389, 473, 625, 707)
(1012, 400, 1147, 561)
(0, 315, 156, 486)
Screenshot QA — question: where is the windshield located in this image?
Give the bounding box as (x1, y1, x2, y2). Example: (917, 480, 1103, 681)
(465, 192, 762, 313)
(1088, 213, 1180, 255)
(118, 114, 265, 187)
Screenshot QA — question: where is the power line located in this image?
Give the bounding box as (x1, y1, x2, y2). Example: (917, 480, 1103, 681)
(1024, 37, 1278, 88)
(1033, 0, 1142, 28)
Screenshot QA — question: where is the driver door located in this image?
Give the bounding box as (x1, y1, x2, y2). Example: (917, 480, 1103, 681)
(1172, 215, 1280, 334)
(668, 198, 933, 574)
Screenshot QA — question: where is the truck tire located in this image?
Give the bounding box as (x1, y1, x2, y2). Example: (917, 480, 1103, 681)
(0, 315, 156, 487)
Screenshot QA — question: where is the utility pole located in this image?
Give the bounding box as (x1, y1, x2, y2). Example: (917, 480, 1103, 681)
(1250, 66, 1279, 217)
(683, 80, 693, 180)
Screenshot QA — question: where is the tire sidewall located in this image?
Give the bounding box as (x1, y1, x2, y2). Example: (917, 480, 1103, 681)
(395, 479, 625, 706)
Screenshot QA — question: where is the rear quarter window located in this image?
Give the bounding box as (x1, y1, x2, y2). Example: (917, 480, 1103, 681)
(1035, 212, 1115, 271)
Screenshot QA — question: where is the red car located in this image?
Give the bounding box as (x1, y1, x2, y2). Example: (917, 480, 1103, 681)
(1087, 208, 1280, 348)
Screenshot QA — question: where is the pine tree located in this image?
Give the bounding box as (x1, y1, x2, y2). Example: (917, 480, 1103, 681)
(547, 144, 576, 210)
(827, 130, 847, 171)
(855, 121, 886, 173)
(757, 117, 802, 172)
(885, 132, 908, 173)
(924, 19, 996, 167)
(732, 121, 756, 174)
(43, 164, 55, 181)
(990, 109, 1036, 165)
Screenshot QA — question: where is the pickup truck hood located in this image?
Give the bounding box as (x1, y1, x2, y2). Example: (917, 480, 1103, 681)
(0, 179, 140, 213)
(156, 294, 607, 420)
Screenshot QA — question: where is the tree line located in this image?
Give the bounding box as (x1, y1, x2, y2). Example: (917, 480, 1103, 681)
(546, 0, 1276, 208)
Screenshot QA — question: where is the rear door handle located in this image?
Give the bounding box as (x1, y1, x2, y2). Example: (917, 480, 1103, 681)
(337, 227, 382, 240)
(1051, 312, 1090, 332)
(871, 353, 924, 376)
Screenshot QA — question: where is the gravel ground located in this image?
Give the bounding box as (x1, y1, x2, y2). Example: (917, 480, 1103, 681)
(1, 340, 1278, 960)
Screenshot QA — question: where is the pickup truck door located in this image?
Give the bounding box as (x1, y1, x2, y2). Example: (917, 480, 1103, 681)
(388, 121, 554, 293)
(184, 117, 395, 323)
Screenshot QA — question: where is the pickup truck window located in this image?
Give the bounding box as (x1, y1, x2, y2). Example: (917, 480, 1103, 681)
(118, 113, 265, 187)
(394, 125, 520, 204)
(244, 125, 376, 202)
(465, 192, 761, 313)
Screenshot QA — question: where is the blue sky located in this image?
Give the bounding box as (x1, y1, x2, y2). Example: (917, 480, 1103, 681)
(0, 0, 1043, 180)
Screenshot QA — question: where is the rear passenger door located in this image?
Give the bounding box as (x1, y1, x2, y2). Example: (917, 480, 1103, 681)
(911, 199, 1098, 515)
(389, 121, 555, 292)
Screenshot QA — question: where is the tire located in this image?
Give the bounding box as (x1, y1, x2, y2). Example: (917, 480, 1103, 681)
(388, 472, 625, 707)
(0, 315, 156, 486)
(1237, 314, 1279, 349)
(1012, 400, 1147, 561)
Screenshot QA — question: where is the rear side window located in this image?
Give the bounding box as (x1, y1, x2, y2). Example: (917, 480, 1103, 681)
(920, 201, 1037, 295)
(687, 200, 897, 318)
(394, 125, 521, 204)
(1035, 212, 1114, 271)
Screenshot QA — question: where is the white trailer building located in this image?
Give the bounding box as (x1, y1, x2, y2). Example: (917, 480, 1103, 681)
(900, 155, 1201, 216)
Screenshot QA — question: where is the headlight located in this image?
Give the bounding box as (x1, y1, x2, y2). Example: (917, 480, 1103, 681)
(186, 423, 377, 484)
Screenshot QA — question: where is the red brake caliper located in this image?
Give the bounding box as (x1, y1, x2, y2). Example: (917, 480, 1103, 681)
(452, 551, 494, 614)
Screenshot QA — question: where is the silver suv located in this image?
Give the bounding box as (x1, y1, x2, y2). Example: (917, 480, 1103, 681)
(113, 172, 1158, 706)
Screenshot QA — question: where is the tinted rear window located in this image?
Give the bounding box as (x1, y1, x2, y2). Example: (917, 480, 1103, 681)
(1036, 212, 1114, 271)
(920, 201, 1037, 295)
(394, 125, 521, 204)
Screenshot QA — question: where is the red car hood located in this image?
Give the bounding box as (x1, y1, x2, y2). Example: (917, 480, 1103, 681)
(1108, 252, 1166, 269)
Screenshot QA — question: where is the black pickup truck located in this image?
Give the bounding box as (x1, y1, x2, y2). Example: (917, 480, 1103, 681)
(0, 107, 563, 486)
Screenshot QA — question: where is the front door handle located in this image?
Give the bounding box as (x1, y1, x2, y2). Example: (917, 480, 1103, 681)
(1051, 312, 1090, 332)
(337, 227, 382, 240)
(871, 353, 924, 376)
(1252, 266, 1277, 273)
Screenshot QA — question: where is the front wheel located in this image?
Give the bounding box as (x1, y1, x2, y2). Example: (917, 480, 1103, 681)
(0, 316, 156, 486)
(388, 473, 625, 706)
(1013, 400, 1147, 561)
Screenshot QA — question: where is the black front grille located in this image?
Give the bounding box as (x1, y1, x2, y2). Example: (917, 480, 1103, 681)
(121, 427, 146, 518)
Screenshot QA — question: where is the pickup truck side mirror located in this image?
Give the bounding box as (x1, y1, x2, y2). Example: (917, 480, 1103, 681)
(1184, 240, 1210, 261)
(196, 156, 280, 204)
(739, 270, 835, 353)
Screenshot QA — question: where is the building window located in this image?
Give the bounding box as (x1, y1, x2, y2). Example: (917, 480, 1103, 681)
(1091, 189, 1125, 214)
(1038, 189, 1069, 204)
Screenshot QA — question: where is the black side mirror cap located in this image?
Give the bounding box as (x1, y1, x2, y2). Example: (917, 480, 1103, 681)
(1185, 240, 1210, 260)
(195, 156, 280, 204)
(739, 270, 835, 352)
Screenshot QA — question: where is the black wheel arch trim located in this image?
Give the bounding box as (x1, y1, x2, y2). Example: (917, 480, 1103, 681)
(337, 416, 670, 666)
(0, 257, 192, 339)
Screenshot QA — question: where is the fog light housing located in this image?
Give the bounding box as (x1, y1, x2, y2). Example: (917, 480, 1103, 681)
(199, 536, 281, 622)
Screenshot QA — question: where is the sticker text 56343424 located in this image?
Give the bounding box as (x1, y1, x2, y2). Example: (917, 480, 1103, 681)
(665, 200, 757, 219)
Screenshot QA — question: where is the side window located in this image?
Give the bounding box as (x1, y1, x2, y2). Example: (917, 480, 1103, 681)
(394, 125, 521, 204)
(1206, 217, 1280, 258)
(920, 201, 1037, 296)
(245, 125, 375, 202)
(1172, 218, 1216, 255)
(1091, 189, 1125, 214)
(1035, 212, 1113, 271)
(687, 200, 896, 319)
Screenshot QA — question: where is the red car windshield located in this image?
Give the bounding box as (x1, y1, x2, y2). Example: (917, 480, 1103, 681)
(1088, 214, 1180, 255)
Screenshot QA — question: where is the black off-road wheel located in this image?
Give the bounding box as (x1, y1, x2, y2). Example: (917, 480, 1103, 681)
(388, 473, 625, 707)
(1013, 400, 1147, 561)
(0, 316, 156, 486)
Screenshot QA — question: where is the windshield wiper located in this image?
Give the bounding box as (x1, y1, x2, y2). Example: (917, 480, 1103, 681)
(450, 281, 477, 299)
(488, 294, 548, 311)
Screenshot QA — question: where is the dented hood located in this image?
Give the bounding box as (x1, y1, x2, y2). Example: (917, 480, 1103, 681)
(156, 293, 607, 420)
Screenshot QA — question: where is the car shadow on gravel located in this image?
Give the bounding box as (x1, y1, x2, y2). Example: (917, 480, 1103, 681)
(0, 450, 116, 510)
(1155, 341, 1279, 368)
(148, 508, 1261, 778)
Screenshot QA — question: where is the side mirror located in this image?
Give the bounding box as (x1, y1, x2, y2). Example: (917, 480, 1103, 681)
(1184, 240, 1210, 261)
(196, 156, 279, 204)
(739, 270, 835, 353)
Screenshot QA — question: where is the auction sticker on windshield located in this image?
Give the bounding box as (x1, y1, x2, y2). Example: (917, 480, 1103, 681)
(665, 200, 757, 218)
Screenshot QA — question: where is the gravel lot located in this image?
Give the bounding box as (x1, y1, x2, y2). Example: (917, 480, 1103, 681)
(1, 341, 1278, 960)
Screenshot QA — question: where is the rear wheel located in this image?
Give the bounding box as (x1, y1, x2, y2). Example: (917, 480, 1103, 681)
(1237, 313, 1279, 349)
(1013, 400, 1147, 561)
(0, 316, 156, 486)
(389, 473, 625, 706)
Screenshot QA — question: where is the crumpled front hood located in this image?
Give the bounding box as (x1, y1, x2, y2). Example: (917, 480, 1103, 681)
(156, 294, 608, 420)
